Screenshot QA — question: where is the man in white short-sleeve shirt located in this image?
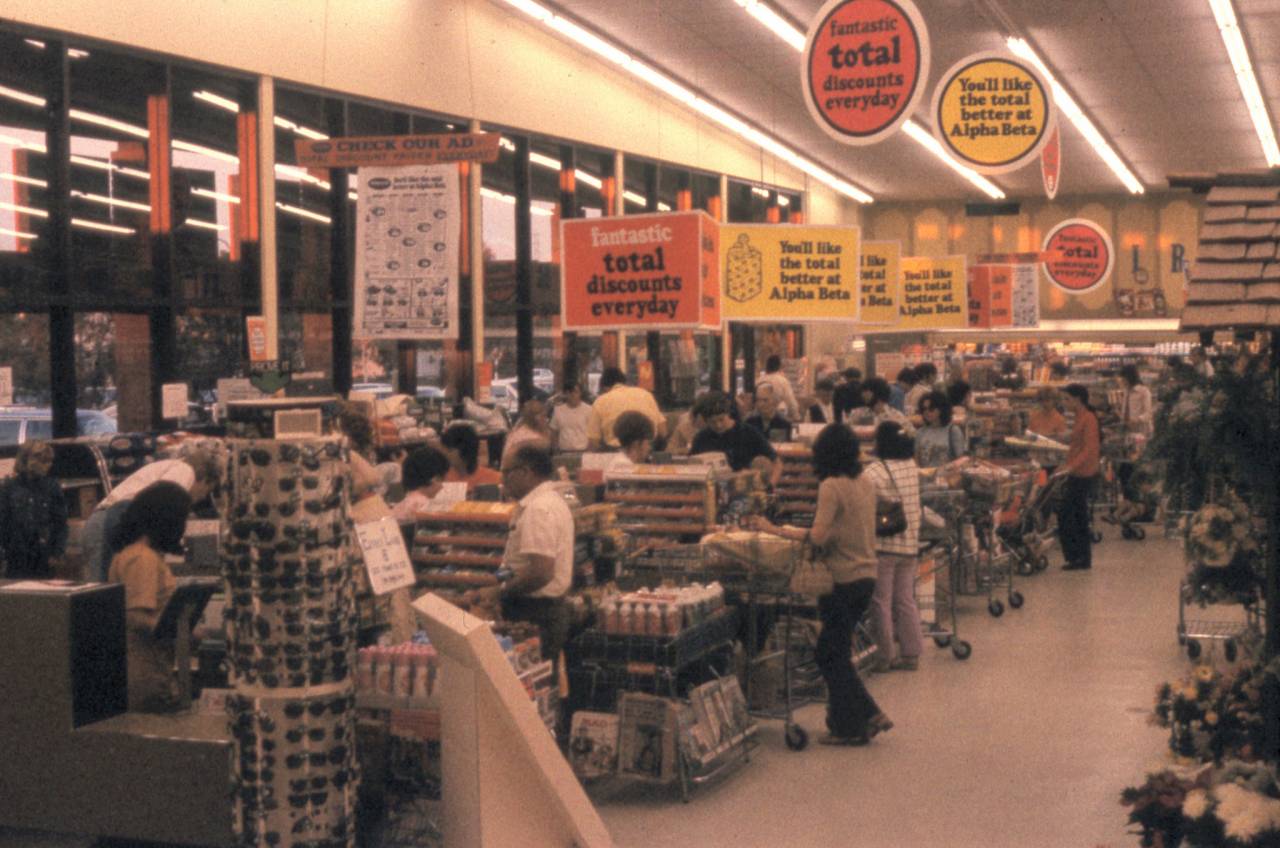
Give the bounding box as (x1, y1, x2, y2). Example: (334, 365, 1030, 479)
(549, 382, 592, 453)
(493, 444, 574, 668)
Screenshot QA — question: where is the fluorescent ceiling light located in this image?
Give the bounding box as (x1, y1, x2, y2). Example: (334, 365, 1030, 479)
(1206, 0, 1280, 166)
(734, 0, 806, 51)
(0, 173, 48, 188)
(0, 200, 48, 218)
(622, 190, 647, 206)
(750, 186, 770, 198)
(1006, 37, 1144, 194)
(501, 0, 873, 203)
(657, 202, 672, 211)
(731, 0, 1004, 200)
(195, 90, 329, 140)
(0, 227, 37, 240)
(193, 90, 239, 112)
(173, 139, 239, 165)
(481, 186, 555, 216)
(72, 190, 150, 213)
(777, 196, 790, 207)
(275, 163, 331, 191)
(0, 84, 45, 108)
(184, 217, 227, 231)
(192, 187, 241, 204)
(23, 40, 88, 58)
(71, 218, 134, 235)
(901, 121, 1007, 199)
(70, 109, 149, 139)
(0, 133, 46, 153)
(275, 202, 331, 225)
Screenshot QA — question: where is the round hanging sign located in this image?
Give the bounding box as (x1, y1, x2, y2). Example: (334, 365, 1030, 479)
(801, 0, 931, 145)
(931, 52, 1054, 173)
(1042, 219, 1114, 294)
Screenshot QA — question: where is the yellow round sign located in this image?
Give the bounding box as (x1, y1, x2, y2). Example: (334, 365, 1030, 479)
(931, 52, 1053, 174)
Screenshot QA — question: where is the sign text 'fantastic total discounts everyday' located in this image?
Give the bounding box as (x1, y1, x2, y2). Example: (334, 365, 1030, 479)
(560, 212, 716, 331)
(858, 240, 900, 325)
(1042, 218, 1114, 295)
(899, 255, 967, 329)
(932, 52, 1054, 173)
(720, 224, 860, 322)
(802, 0, 930, 145)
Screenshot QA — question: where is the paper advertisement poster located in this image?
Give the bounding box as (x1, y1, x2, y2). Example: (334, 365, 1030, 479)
(899, 255, 967, 329)
(858, 240, 901, 325)
(354, 164, 461, 340)
(720, 224, 861, 322)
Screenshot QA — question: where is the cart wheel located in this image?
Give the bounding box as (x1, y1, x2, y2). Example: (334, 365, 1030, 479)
(952, 640, 972, 660)
(933, 635, 952, 648)
(1091, 530, 1103, 544)
(988, 599, 1005, 617)
(1017, 559, 1034, 576)
(1225, 640, 1238, 663)
(1177, 630, 1187, 646)
(1134, 526, 1146, 540)
(785, 724, 809, 751)
(1186, 639, 1201, 660)
(1036, 555, 1050, 572)
(1009, 591, 1025, 609)
(1121, 525, 1135, 540)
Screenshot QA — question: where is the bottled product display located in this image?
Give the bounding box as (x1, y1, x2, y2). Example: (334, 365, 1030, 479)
(597, 583, 726, 638)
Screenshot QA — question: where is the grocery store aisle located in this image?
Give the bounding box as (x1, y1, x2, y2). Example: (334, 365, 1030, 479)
(596, 526, 1187, 848)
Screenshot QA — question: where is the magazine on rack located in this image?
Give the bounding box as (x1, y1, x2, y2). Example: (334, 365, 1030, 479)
(617, 693, 678, 782)
(568, 711, 619, 780)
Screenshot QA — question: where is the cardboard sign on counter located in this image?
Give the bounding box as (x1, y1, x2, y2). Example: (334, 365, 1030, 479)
(355, 517, 417, 595)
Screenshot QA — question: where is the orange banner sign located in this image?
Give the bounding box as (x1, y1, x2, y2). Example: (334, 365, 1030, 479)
(561, 211, 714, 331)
(968, 264, 1013, 329)
(294, 132, 501, 168)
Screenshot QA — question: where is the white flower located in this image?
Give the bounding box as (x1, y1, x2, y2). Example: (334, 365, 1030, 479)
(1183, 788, 1210, 818)
(1215, 783, 1268, 842)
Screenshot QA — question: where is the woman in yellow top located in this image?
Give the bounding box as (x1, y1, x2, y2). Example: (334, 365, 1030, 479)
(107, 482, 193, 713)
(752, 424, 892, 745)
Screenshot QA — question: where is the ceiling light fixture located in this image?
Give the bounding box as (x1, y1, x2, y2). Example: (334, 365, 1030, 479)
(191, 187, 241, 204)
(71, 190, 150, 213)
(0, 200, 47, 218)
(194, 90, 330, 141)
(71, 218, 135, 235)
(0, 227, 37, 240)
(1006, 37, 1144, 194)
(275, 202, 331, 225)
(500, 0, 874, 203)
(184, 218, 227, 231)
(731, 0, 1005, 200)
(0, 173, 48, 188)
(1206, 0, 1280, 166)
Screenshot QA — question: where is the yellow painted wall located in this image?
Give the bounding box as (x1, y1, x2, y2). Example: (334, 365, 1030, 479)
(864, 194, 1204, 320)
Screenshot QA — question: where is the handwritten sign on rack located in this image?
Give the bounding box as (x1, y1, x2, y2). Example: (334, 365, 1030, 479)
(355, 517, 417, 595)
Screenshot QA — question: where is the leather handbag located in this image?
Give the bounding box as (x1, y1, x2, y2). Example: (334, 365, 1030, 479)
(875, 461, 909, 537)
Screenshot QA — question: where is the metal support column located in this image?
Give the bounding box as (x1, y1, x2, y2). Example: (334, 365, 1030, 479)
(44, 41, 75, 438)
(559, 144, 578, 391)
(514, 136, 534, 407)
(326, 99, 352, 395)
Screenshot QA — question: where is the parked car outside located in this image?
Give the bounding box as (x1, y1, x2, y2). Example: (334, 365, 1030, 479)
(0, 406, 117, 448)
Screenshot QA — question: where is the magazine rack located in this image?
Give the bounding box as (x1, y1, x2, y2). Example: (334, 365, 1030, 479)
(412, 592, 612, 848)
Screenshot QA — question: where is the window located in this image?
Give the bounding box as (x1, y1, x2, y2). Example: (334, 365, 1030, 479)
(0, 31, 51, 307)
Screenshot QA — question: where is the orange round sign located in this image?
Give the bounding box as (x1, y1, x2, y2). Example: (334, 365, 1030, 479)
(1042, 219, 1114, 294)
(802, 0, 930, 145)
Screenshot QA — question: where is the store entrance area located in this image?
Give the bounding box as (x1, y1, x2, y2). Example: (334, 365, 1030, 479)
(594, 529, 1184, 848)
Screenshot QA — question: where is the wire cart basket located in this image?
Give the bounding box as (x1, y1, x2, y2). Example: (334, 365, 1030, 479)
(699, 532, 823, 752)
(958, 465, 1032, 617)
(919, 485, 973, 660)
(1177, 580, 1264, 663)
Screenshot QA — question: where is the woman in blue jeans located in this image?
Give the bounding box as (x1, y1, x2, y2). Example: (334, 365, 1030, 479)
(753, 424, 891, 744)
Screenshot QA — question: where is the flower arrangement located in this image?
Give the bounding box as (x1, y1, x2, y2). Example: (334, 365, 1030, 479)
(1152, 662, 1266, 765)
(1184, 492, 1261, 607)
(1123, 761, 1280, 848)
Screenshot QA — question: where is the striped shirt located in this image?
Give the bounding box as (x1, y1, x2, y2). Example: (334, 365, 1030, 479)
(864, 458, 921, 556)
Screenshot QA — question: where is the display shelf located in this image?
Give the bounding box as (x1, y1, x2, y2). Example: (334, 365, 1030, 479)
(566, 607, 738, 671)
(775, 444, 818, 527)
(603, 464, 762, 547)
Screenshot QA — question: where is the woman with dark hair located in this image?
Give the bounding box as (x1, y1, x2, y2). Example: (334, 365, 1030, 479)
(853, 376, 913, 434)
(1119, 364, 1153, 438)
(1056, 384, 1101, 571)
(751, 424, 890, 745)
(865, 422, 923, 672)
(393, 446, 451, 521)
(914, 390, 967, 468)
(946, 380, 972, 423)
(605, 411, 656, 473)
(441, 424, 502, 492)
(107, 482, 193, 713)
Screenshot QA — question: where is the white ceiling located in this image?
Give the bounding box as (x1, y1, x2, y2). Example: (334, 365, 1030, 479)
(557, 0, 1280, 201)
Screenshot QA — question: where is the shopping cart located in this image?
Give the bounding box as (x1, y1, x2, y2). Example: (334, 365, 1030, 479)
(700, 532, 821, 752)
(918, 485, 973, 659)
(959, 464, 1031, 617)
(1177, 579, 1263, 662)
(997, 468, 1063, 576)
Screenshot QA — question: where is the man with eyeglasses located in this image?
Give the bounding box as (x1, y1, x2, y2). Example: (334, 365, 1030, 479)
(486, 445, 575, 672)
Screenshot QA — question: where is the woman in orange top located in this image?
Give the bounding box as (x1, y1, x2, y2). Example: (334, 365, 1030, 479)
(1055, 384, 1100, 571)
(440, 424, 502, 493)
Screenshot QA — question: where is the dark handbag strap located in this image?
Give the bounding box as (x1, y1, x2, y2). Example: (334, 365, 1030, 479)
(880, 460, 903, 503)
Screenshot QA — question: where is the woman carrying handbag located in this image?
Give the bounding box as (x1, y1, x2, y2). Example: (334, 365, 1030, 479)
(751, 424, 892, 745)
(865, 422, 924, 673)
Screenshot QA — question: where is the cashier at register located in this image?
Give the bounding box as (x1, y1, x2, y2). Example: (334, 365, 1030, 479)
(689, 391, 781, 486)
(107, 482, 193, 713)
(470, 445, 574, 670)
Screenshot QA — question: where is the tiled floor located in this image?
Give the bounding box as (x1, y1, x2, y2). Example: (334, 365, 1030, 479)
(2, 524, 1192, 848)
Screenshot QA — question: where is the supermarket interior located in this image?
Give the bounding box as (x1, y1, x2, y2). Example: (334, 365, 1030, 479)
(0, 1, 1279, 846)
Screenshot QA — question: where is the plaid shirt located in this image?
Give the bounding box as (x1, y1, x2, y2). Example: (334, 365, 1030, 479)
(864, 459, 921, 556)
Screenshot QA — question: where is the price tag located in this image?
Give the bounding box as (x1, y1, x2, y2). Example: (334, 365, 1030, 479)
(0, 366, 12, 405)
(162, 382, 189, 420)
(355, 516, 417, 595)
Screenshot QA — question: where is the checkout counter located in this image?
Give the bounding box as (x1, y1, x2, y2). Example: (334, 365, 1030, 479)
(0, 580, 236, 846)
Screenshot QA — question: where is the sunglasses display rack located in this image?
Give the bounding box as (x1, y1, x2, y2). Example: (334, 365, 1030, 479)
(222, 437, 360, 848)
(773, 444, 819, 528)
